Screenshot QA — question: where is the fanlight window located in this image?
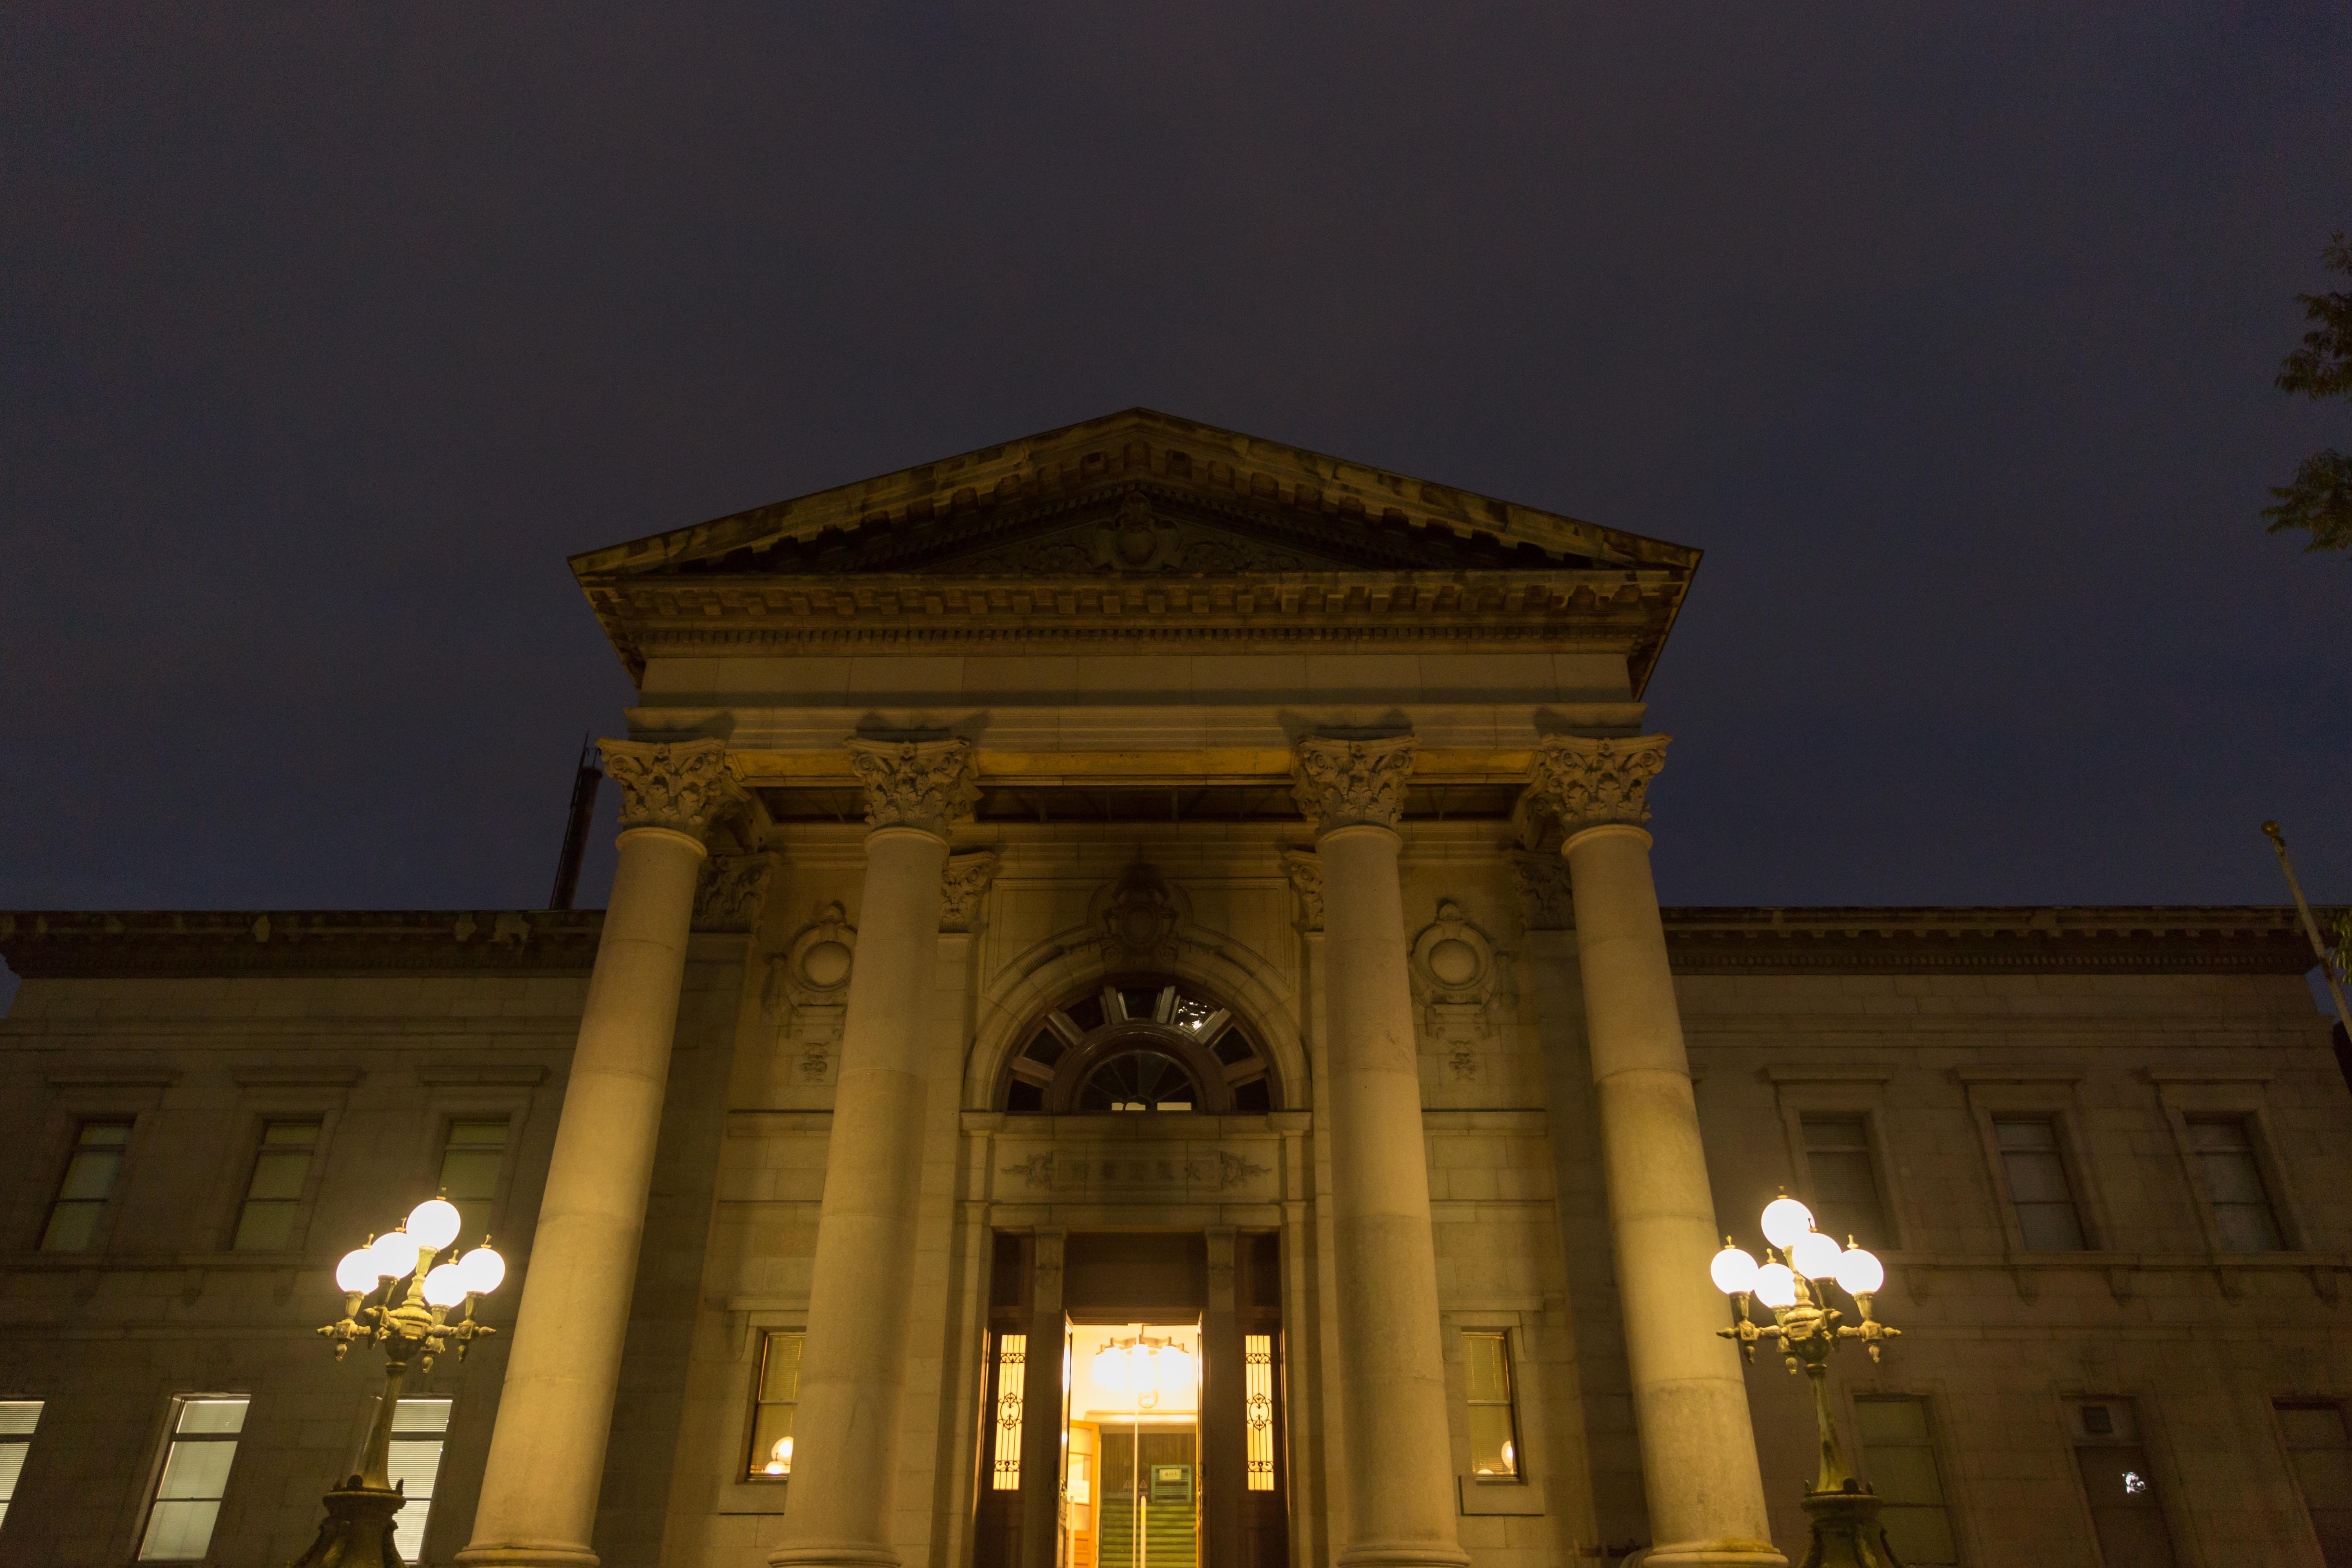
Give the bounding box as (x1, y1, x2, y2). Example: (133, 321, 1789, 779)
(1001, 978, 1277, 1114)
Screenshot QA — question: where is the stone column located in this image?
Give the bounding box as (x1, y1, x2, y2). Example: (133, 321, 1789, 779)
(1291, 737, 1469, 1568)
(1201, 1227, 1246, 1568)
(771, 738, 979, 1568)
(1526, 735, 1782, 1568)
(460, 738, 739, 1568)
(1017, 1229, 1067, 1568)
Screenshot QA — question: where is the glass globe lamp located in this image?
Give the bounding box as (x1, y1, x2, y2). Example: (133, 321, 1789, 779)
(1760, 1196, 1815, 1250)
(458, 1244, 506, 1296)
(368, 1229, 417, 1278)
(405, 1198, 463, 1252)
(1709, 1242, 1760, 1296)
(1790, 1230, 1844, 1281)
(421, 1264, 470, 1309)
(336, 1248, 381, 1294)
(1753, 1261, 1799, 1310)
(1835, 1246, 1885, 1298)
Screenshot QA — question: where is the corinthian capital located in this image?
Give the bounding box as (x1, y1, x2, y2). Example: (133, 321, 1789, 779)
(1291, 735, 1416, 835)
(1525, 733, 1670, 837)
(601, 737, 742, 838)
(845, 737, 980, 837)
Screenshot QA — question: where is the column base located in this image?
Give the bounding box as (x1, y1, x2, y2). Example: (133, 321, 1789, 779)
(1337, 1540, 1473, 1568)
(1641, 1537, 1788, 1568)
(290, 1483, 405, 1568)
(766, 1543, 904, 1568)
(452, 1544, 601, 1568)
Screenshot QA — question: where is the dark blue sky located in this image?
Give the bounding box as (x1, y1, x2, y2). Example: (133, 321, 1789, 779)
(3, 6, 2346, 976)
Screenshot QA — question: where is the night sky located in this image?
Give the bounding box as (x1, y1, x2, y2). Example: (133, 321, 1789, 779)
(4, 7, 2347, 1006)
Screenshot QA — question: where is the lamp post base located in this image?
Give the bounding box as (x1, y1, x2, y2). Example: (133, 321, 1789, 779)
(291, 1479, 407, 1568)
(1795, 1485, 1900, 1568)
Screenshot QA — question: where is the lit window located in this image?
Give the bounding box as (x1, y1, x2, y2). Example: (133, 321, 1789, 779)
(138, 1397, 249, 1561)
(1245, 1335, 1276, 1491)
(1800, 1115, 1890, 1249)
(1993, 1118, 2087, 1251)
(1076, 1052, 1198, 1113)
(387, 1399, 450, 1560)
(2276, 1400, 2352, 1566)
(42, 1120, 133, 1252)
(2067, 1399, 2178, 1567)
(231, 1120, 321, 1251)
(1463, 1332, 1521, 1481)
(437, 1119, 510, 1244)
(991, 1334, 1027, 1489)
(746, 1331, 803, 1480)
(0, 1401, 43, 1530)
(1855, 1398, 1957, 1565)
(2185, 1117, 2284, 1252)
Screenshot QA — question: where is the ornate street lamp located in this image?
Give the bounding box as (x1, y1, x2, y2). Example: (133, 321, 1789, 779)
(291, 1198, 506, 1568)
(1710, 1194, 1904, 1568)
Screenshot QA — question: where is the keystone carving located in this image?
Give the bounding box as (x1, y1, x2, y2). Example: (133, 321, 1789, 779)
(694, 853, 780, 933)
(601, 737, 741, 837)
(941, 851, 1000, 933)
(1524, 733, 1670, 838)
(1508, 851, 1575, 931)
(845, 737, 980, 836)
(1291, 735, 1416, 835)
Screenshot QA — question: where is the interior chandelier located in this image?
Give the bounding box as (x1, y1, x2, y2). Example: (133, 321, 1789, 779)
(1091, 1331, 1196, 1409)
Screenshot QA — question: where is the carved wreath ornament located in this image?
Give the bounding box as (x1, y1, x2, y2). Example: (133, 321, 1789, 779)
(1291, 735, 1416, 834)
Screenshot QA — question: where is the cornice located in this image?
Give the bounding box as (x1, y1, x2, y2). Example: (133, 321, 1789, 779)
(1659, 906, 2320, 975)
(0, 910, 607, 979)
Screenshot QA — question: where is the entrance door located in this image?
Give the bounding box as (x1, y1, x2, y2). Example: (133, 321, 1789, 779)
(1069, 1322, 1201, 1568)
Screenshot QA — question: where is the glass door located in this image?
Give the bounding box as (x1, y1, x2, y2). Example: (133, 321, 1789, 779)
(1065, 1321, 1201, 1568)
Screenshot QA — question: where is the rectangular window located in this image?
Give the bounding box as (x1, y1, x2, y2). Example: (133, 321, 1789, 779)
(2067, 1399, 2177, 1568)
(1801, 1114, 1891, 1248)
(437, 1119, 510, 1246)
(746, 1331, 803, 1480)
(0, 1401, 42, 1531)
(2185, 1117, 2284, 1252)
(990, 1333, 1027, 1490)
(1994, 1117, 2088, 1251)
(1245, 1334, 1276, 1491)
(1463, 1331, 1521, 1481)
(231, 1120, 322, 1251)
(2277, 1400, 2352, 1567)
(42, 1120, 133, 1252)
(138, 1396, 248, 1561)
(1855, 1398, 1958, 1565)
(387, 1399, 450, 1560)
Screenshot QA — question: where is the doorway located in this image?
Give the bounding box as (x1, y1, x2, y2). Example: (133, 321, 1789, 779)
(1067, 1321, 1202, 1568)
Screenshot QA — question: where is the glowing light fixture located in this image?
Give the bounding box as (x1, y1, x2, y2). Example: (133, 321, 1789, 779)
(1709, 1241, 1760, 1297)
(1790, 1230, 1844, 1281)
(336, 1247, 381, 1294)
(1834, 1246, 1885, 1298)
(1760, 1196, 1815, 1250)
(368, 1228, 416, 1278)
(405, 1198, 463, 1252)
(1752, 1262, 1800, 1310)
(458, 1244, 507, 1296)
(421, 1263, 470, 1308)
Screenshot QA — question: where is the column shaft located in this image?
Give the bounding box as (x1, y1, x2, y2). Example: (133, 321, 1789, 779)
(1201, 1227, 1245, 1568)
(1018, 1231, 1067, 1568)
(1318, 823, 1469, 1568)
(1566, 824, 1778, 1567)
(459, 824, 706, 1568)
(771, 824, 953, 1568)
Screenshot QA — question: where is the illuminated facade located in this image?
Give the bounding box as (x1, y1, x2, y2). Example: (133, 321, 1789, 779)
(2, 410, 2348, 1568)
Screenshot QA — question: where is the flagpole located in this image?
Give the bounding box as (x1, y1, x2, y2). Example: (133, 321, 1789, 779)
(2263, 822, 2352, 1040)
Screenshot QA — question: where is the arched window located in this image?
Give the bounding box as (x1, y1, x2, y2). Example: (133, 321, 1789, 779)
(1000, 977, 1278, 1114)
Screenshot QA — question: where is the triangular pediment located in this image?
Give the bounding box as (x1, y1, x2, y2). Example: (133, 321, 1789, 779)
(568, 408, 1703, 693)
(570, 408, 1697, 581)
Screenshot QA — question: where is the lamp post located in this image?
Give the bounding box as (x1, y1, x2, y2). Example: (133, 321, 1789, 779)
(1709, 1195, 1904, 1568)
(292, 1197, 507, 1568)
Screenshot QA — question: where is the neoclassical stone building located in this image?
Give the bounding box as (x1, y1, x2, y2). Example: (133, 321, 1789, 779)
(2, 410, 2347, 1568)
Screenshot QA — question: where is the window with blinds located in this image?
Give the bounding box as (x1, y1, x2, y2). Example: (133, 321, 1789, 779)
(2185, 1117, 2284, 1252)
(138, 1397, 248, 1562)
(232, 1120, 321, 1250)
(0, 1401, 42, 1531)
(387, 1399, 450, 1560)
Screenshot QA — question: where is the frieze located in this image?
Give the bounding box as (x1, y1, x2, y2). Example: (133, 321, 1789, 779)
(996, 1145, 1275, 1200)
